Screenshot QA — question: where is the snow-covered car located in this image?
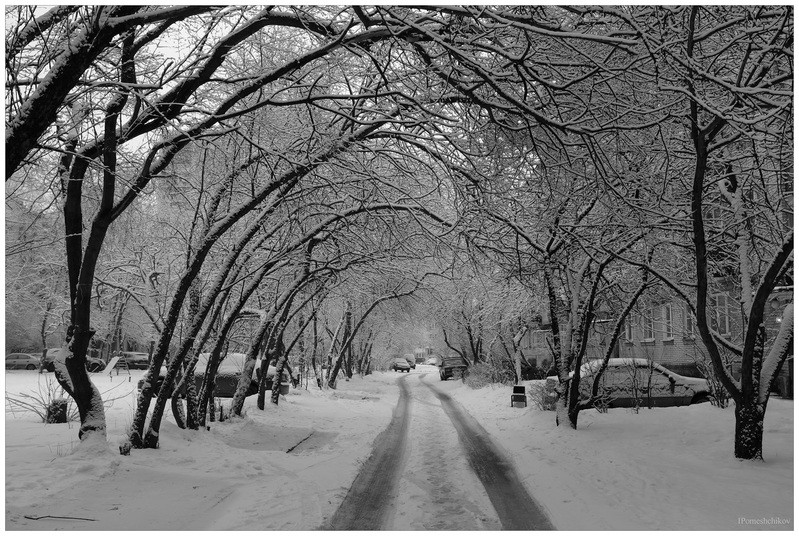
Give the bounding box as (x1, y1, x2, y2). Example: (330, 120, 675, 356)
(439, 355, 469, 380)
(403, 354, 416, 369)
(543, 358, 711, 409)
(137, 353, 289, 398)
(391, 358, 411, 372)
(5, 353, 40, 370)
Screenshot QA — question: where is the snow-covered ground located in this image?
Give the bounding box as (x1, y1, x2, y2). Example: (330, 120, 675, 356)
(4, 366, 794, 530)
(449, 379, 794, 531)
(5, 369, 398, 530)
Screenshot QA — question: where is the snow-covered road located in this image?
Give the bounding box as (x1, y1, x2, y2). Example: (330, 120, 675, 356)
(328, 371, 553, 530)
(5, 368, 792, 530)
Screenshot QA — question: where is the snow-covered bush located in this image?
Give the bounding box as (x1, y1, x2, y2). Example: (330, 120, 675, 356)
(527, 382, 549, 410)
(464, 361, 515, 389)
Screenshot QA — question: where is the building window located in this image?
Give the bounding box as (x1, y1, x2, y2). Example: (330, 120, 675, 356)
(684, 305, 695, 339)
(711, 293, 730, 336)
(662, 304, 673, 339)
(642, 310, 655, 341)
(624, 317, 634, 342)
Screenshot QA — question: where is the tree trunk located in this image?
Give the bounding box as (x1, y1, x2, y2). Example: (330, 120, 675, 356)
(53, 334, 106, 439)
(734, 399, 765, 460)
(324, 315, 346, 388)
(297, 313, 306, 387)
(343, 302, 353, 379)
(39, 301, 52, 373)
(257, 327, 280, 410)
(362, 339, 374, 376)
(208, 386, 216, 423)
(554, 391, 573, 429)
(230, 319, 271, 416)
(270, 339, 288, 405)
(311, 355, 323, 389)
(183, 358, 199, 430)
(311, 311, 322, 388)
(257, 355, 270, 410)
(198, 341, 226, 428)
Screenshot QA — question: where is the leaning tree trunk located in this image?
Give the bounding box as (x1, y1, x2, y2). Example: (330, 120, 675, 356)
(343, 302, 353, 379)
(297, 313, 306, 387)
(176, 282, 203, 430)
(197, 341, 226, 428)
(311, 313, 323, 388)
(231, 315, 274, 416)
(256, 356, 269, 411)
(361, 338, 374, 376)
(324, 315, 346, 388)
(270, 341, 289, 405)
(257, 331, 278, 410)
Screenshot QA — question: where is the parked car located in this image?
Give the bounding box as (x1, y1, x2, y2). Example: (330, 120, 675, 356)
(5, 353, 41, 370)
(425, 356, 439, 366)
(37, 349, 107, 372)
(403, 354, 416, 369)
(543, 358, 711, 410)
(113, 351, 150, 370)
(439, 355, 469, 380)
(137, 353, 289, 398)
(391, 358, 411, 372)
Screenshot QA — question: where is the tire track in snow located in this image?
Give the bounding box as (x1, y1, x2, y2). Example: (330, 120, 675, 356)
(424, 380, 555, 530)
(393, 374, 500, 530)
(325, 375, 410, 530)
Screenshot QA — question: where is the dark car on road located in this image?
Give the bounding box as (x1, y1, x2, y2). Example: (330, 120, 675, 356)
(391, 358, 411, 372)
(543, 358, 711, 409)
(439, 355, 469, 380)
(5, 353, 40, 370)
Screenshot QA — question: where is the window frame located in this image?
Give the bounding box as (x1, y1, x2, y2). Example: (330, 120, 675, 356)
(712, 293, 731, 336)
(662, 303, 674, 340)
(624, 316, 635, 342)
(642, 309, 655, 341)
(683, 305, 696, 339)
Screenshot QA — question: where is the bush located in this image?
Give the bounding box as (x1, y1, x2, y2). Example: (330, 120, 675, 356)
(694, 350, 732, 409)
(521, 360, 550, 380)
(6, 377, 79, 423)
(527, 381, 549, 410)
(464, 361, 515, 389)
(6, 376, 127, 423)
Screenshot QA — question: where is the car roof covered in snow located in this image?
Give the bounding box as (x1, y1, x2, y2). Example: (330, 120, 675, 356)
(547, 358, 677, 380)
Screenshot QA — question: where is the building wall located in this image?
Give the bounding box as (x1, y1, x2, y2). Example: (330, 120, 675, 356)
(618, 302, 708, 377)
(518, 285, 792, 385)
